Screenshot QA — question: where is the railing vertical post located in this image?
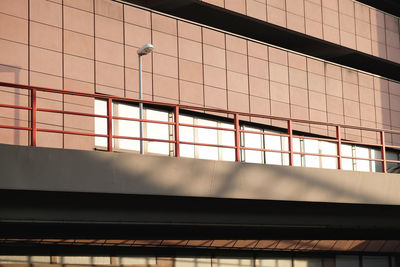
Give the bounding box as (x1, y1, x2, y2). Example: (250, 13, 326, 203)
(107, 98, 113, 152)
(336, 125, 342, 170)
(234, 113, 240, 162)
(174, 106, 180, 157)
(381, 130, 387, 173)
(31, 88, 37, 147)
(288, 120, 293, 166)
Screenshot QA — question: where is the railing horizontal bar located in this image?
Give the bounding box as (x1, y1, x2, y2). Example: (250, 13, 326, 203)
(240, 146, 290, 154)
(294, 135, 337, 143)
(112, 135, 175, 144)
(239, 129, 289, 137)
(113, 116, 175, 125)
(179, 141, 236, 149)
(340, 155, 384, 162)
(37, 108, 108, 118)
(0, 104, 32, 110)
(385, 144, 400, 150)
(179, 123, 235, 132)
(37, 128, 108, 138)
(0, 124, 32, 131)
(341, 140, 382, 148)
(385, 159, 400, 163)
(292, 151, 338, 158)
(2, 81, 400, 136)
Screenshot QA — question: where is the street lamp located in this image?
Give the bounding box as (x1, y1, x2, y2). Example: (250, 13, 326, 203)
(137, 43, 154, 155)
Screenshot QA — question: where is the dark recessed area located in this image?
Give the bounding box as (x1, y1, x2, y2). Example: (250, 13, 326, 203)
(357, 0, 400, 18)
(2, 189, 400, 240)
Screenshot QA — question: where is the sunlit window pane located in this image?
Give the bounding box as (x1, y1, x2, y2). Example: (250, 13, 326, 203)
(342, 158, 353, 170)
(304, 138, 319, 168)
(220, 148, 235, 161)
(304, 139, 319, 153)
(179, 115, 194, 157)
(281, 136, 289, 151)
(146, 109, 170, 155)
(95, 99, 107, 116)
(293, 154, 301, 166)
(293, 138, 301, 152)
(320, 141, 337, 155)
(370, 149, 380, 172)
(244, 127, 262, 148)
(264, 134, 282, 165)
(220, 123, 235, 161)
(281, 137, 289, 166)
(355, 147, 370, 172)
(94, 99, 107, 148)
(198, 145, 218, 160)
(321, 156, 337, 169)
(180, 144, 195, 158)
(179, 115, 194, 143)
(280, 154, 288, 165)
(180, 125, 194, 142)
(197, 119, 218, 145)
(356, 146, 369, 159)
(292, 138, 301, 166)
(196, 118, 218, 160)
(340, 144, 353, 170)
(341, 144, 352, 157)
(244, 126, 263, 163)
(179, 121, 195, 158)
(113, 103, 140, 151)
(265, 134, 281, 150)
(266, 152, 283, 165)
(305, 155, 319, 168)
(220, 123, 234, 146)
(356, 160, 370, 172)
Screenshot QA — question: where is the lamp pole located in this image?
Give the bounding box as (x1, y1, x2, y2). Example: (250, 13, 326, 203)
(137, 44, 154, 155)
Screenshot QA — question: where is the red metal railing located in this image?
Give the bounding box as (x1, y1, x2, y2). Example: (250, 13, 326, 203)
(1, 81, 400, 173)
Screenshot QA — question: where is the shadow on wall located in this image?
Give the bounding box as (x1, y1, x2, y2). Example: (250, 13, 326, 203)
(373, 10, 399, 147)
(33, 146, 396, 207)
(208, 158, 387, 204)
(0, 65, 28, 146)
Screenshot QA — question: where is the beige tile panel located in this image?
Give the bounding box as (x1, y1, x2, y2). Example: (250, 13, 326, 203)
(0, 0, 28, 19)
(124, 5, 151, 28)
(95, 0, 122, 21)
(64, 6, 93, 36)
(64, 0, 93, 12)
(95, 14, 123, 42)
(30, 0, 62, 27)
(0, 13, 28, 44)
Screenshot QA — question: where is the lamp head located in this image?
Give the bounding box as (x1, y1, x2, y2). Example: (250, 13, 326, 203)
(137, 43, 154, 56)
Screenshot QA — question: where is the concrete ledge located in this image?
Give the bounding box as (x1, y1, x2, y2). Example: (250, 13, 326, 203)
(1, 143, 400, 205)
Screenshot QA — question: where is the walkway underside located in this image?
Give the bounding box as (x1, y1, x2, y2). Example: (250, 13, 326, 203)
(0, 237, 399, 256)
(1, 188, 400, 240)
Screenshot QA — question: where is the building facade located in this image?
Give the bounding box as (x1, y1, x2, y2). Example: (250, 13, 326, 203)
(1, 0, 400, 266)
